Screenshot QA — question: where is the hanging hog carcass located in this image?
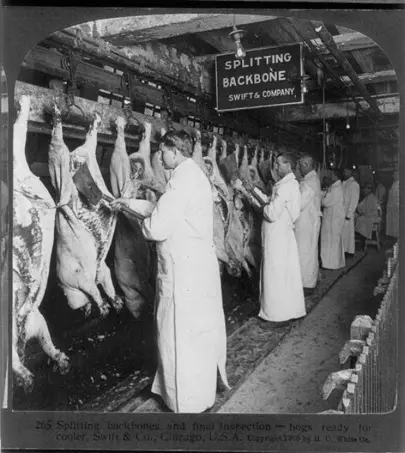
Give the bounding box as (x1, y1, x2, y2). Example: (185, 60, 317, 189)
(110, 116, 154, 319)
(151, 126, 172, 191)
(221, 143, 252, 278)
(12, 96, 69, 391)
(128, 121, 165, 201)
(50, 107, 123, 318)
(203, 135, 231, 270)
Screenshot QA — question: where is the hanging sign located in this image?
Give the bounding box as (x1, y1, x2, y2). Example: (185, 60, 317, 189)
(215, 43, 303, 112)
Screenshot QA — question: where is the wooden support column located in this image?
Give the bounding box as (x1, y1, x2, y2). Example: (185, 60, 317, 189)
(312, 22, 382, 117)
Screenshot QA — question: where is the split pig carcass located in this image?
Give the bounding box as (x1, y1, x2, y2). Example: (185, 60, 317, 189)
(203, 135, 231, 271)
(151, 126, 172, 191)
(12, 96, 69, 391)
(50, 107, 123, 318)
(128, 121, 165, 202)
(222, 143, 252, 278)
(110, 116, 154, 319)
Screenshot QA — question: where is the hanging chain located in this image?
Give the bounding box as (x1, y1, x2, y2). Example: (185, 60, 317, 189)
(162, 84, 174, 130)
(61, 49, 85, 121)
(121, 70, 136, 121)
(196, 96, 205, 131)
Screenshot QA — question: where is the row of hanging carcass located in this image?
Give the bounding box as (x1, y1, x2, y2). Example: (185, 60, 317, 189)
(12, 95, 275, 392)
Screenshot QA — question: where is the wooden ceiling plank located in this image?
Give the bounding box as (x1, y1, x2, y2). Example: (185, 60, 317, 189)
(313, 22, 382, 116)
(330, 69, 396, 86)
(351, 49, 376, 73)
(15, 80, 265, 147)
(278, 95, 399, 122)
(73, 14, 278, 46)
(195, 29, 380, 64)
(44, 29, 213, 98)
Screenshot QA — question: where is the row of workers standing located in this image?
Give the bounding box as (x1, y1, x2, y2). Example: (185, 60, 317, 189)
(239, 154, 400, 332)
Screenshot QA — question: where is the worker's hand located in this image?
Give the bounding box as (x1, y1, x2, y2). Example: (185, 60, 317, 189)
(233, 179, 244, 192)
(110, 198, 130, 211)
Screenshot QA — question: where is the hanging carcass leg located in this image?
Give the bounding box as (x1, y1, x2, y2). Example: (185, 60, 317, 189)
(110, 116, 154, 319)
(204, 135, 231, 271)
(51, 108, 122, 317)
(12, 96, 69, 391)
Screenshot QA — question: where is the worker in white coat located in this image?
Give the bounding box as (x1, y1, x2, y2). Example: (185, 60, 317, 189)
(295, 154, 322, 292)
(320, 170, 346, 270)
(241, 151, 306, 328)
(342, 167, 360, 255)
(111, 131, 229, 413)
(355, 183, 380, 242)
(386, 170, 399, 238)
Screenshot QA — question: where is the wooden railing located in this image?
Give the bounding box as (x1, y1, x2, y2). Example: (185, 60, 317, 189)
(321, 242, 399, 414)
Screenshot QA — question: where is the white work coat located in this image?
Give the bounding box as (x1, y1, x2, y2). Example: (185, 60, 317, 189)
(386, 180, 399, 238)
(355, 193, 380, 239)
(320, 180, 345, 270)
(294, 170, 322, 288)
(375, 183, 387, 207)
(138, 158, 229, 413)
(259, 172, 306, 322)
(342, 177, 360, 254)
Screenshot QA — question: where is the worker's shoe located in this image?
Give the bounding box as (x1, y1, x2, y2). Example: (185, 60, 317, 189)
(303, 287, 315, 296)
(256, 318, 290, 329)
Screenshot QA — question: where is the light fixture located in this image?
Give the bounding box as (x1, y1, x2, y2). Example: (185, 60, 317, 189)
(346, 102, 351, 129)
(314, 23, 323, 33)
(229, 18, 246, 60)
(301, 75, 311, 94)
(353, 165, 356, 170)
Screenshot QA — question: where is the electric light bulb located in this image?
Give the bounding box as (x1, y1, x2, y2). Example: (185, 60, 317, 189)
(346, 123, 350, 130)
(235, 43, 246, 59)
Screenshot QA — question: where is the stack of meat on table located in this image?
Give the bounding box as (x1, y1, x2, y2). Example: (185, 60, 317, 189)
(11, 95, 274, 391)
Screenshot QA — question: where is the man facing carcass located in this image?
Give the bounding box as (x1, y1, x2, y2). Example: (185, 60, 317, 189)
(386, 170, 399, 238)
(341, 167, 360, 256)
(111, 130, 229, 413)
(295, 154, 322, 294)
(320, 170, 346, 270)
(237, 151, 306, 328)
(355, 183, 381, 248)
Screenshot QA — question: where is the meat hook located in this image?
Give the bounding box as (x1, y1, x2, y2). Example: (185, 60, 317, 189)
(61, 49, 86, 124)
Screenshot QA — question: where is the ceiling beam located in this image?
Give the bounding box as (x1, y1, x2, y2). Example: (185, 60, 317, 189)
(195, 30, 379, 63)
(313, 22, 382, 117)
(339, 69, 396, 85)
(196, 29, 236, 53)
(73, 14, 277, 46)
(14, 81, 265, 148)
(277, 95, 399, 122)
(44, 28, 213, 98)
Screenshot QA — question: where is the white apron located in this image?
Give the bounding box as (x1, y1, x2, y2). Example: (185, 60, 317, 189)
(355, 194, 380, 239)
(320, 180, 345, 270)
(386, 180, 399, 238)
(342, 177, 360, 254)
(294, 170, 322, 288)
(259, 172, 306, 322)
(134, 158, 229, 413)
